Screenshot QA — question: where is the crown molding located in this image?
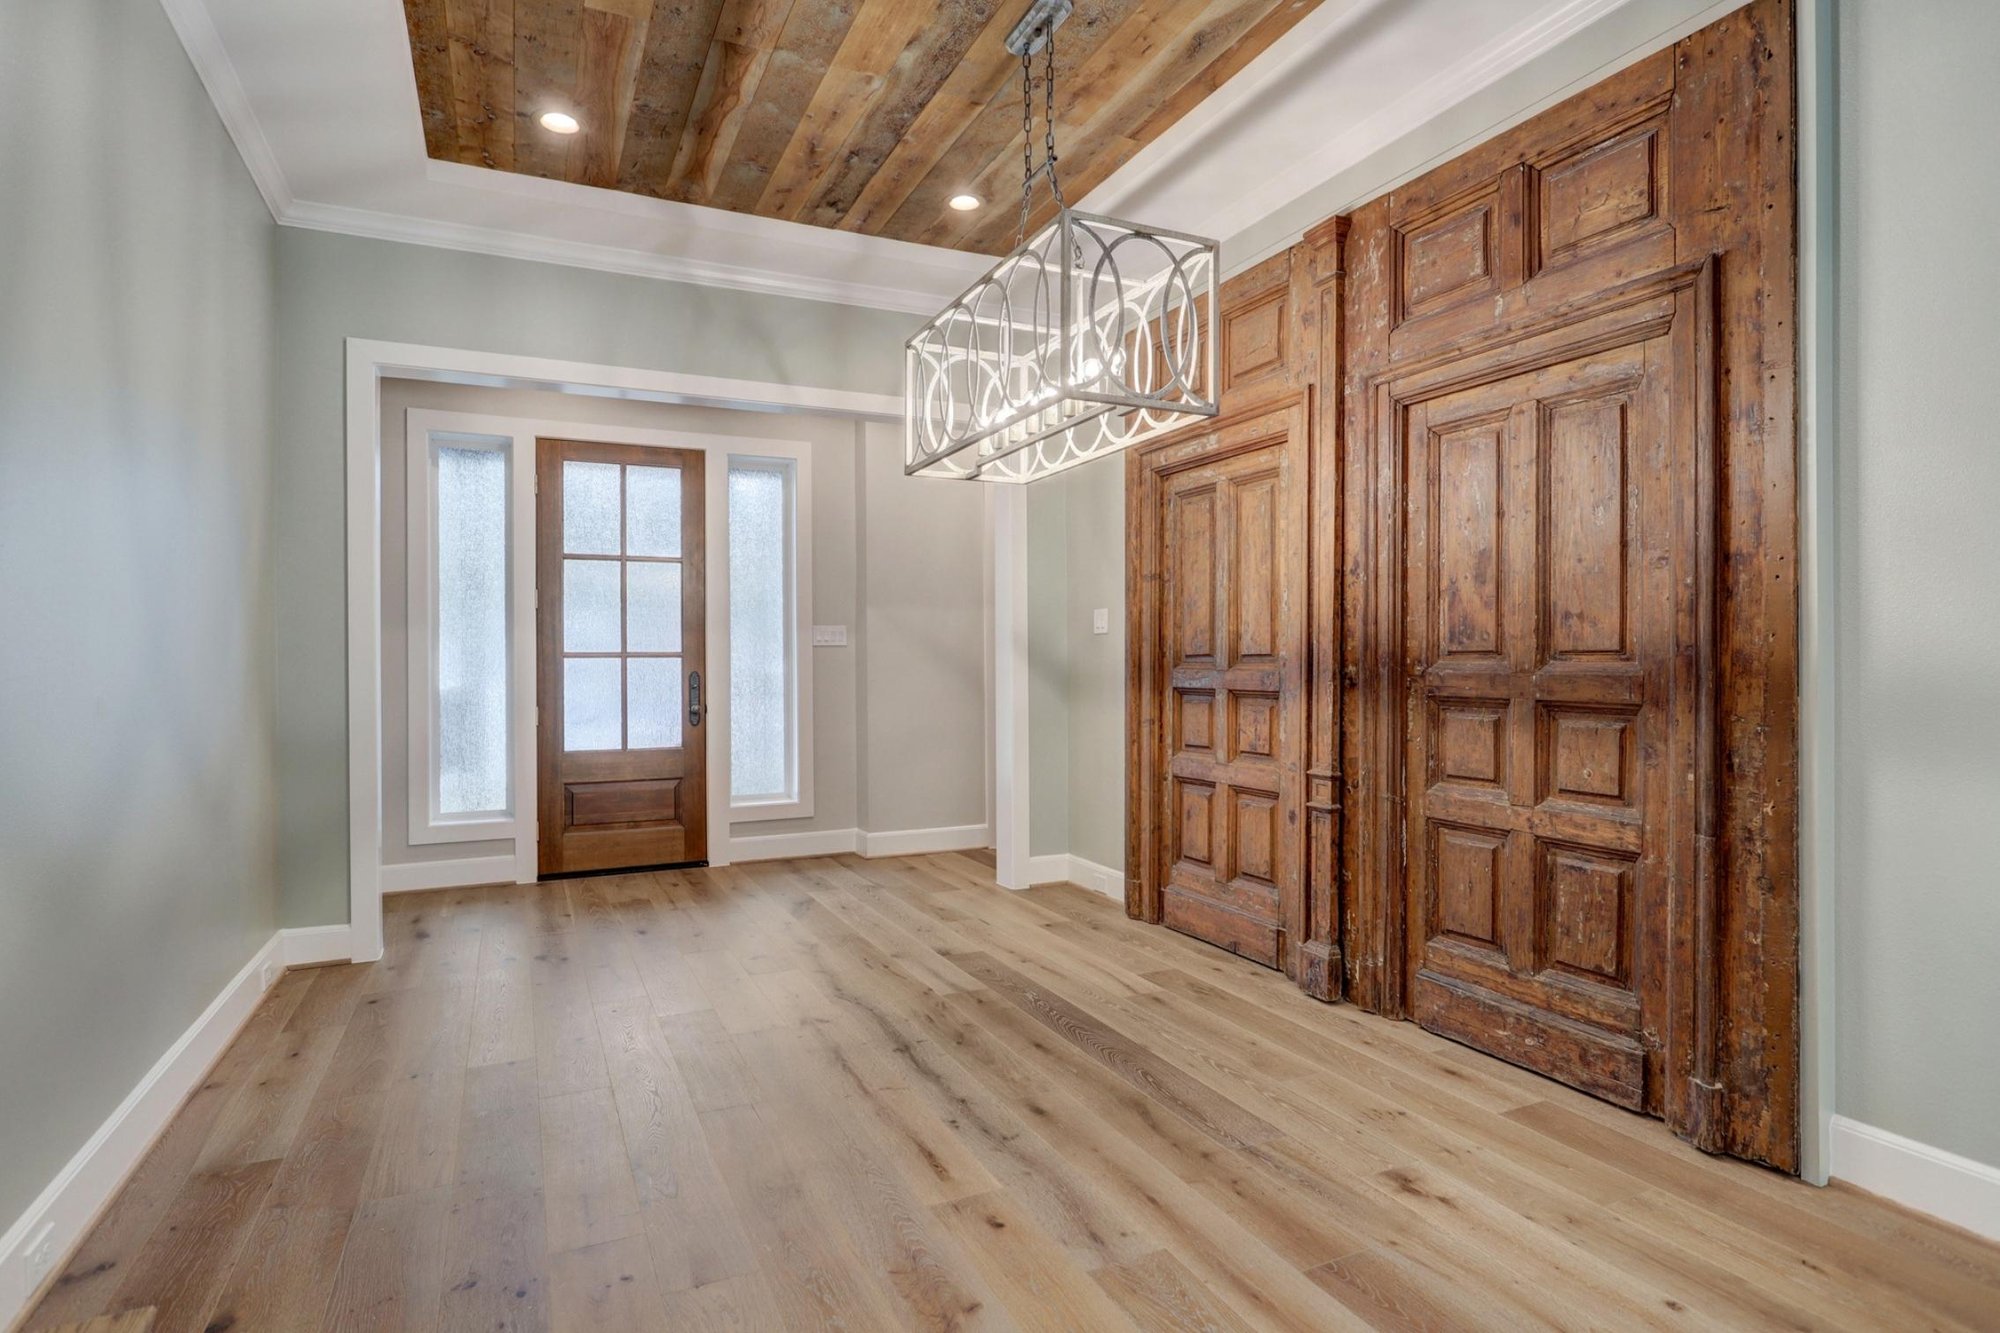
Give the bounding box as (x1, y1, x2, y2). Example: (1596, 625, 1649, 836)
(277, 197, 950, 316)
(157, 0, 293, 216)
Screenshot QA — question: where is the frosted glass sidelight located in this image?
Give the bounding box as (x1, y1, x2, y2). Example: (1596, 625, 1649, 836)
(563, 559, 621, 652)
(435, 446, 509, 814)
(564, 658, 622, 751)
(626, 465, 683, 557)
(628, 657, 684, 749)
(729, 465, 789, 800)
(626, 561, 682, 653)
(563, 461, 622, 554)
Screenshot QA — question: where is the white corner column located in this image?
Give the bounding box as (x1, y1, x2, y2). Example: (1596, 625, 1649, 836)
(991, 485, 1032, 889)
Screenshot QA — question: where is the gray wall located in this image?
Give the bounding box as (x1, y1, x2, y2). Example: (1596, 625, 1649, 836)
(1833, 0, 2000, 1166)
(0, 0, 278, 1229)
(274, 228, 923, 926)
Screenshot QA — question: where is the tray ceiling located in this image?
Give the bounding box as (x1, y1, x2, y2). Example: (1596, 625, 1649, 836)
(403, 0, 1326, 254)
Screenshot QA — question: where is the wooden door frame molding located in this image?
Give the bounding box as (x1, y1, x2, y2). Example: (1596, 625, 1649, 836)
(1351, 257, 1726, 1147)
(343, 337, 899, 963)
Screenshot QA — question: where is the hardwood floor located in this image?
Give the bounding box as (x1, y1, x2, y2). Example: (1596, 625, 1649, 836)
(23, 853, 2000, 1332)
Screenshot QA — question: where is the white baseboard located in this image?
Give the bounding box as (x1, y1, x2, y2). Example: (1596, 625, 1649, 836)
(379, 854, 519, 894)
(861, 824, 992, 857)
(730, 824, 994, 864)
(730, 827, 865, 862)
(1027, 853, 1126, 901)
(1830, 1115, 2000, 1242)
(0, 931, 287, 1327)
(280, 924, 354, 967)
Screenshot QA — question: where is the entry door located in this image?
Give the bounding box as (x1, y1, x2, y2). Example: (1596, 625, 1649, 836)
(536, 438, 706, 875)
(1401, 336, 1682, 1111)
(1132, 401, 1308, 967)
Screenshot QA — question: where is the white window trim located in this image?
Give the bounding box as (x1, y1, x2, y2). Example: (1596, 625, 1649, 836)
(727, 450, 815, 823)
(405, 411, 523, 845)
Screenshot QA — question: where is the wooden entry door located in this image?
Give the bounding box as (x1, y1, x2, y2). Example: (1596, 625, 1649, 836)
(1399, 312, 1695, 1114)
(1130, 399, 1308, 968)
(536, 438, 706, 876)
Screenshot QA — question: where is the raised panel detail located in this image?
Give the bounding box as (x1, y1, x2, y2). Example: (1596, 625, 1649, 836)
(1543, 395, 1629, 660)
(1177, 691, 1215, 753)
(1540, 705, 1637, 806)
(1398, 194, 1499, 321)
(1175, 779, 1215, 867)
(1170, 488, 1217, 663)
(1232, 693, 1279, 760)
(1538, 120, 1666, 266)
(1231, 472, 1281, 662)
(1432, 700, 1507, 789)
(567, 778, 679, 828)
(1222, 289, 1288, 389)
(1538, 843, 1633, 986)
(1432, 824, 1505, 949)
(1433, 422, 1504, 658)
(1229, 789, 1279, 886)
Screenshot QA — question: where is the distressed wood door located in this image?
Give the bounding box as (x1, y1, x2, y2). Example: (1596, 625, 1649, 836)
(536, 438, 707, 876)
(1401, 331, 1686, 1113)
(1130, 399, 1309, 968)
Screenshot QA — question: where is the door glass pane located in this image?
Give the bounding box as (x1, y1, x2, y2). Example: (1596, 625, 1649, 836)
(626, 561, 682, 653)
(563, 657, 622, 751)
(728, 465, 788, 799)
(626, 465, 682, 557)
(563, 461, 621, 554)
(627, 657, 683, 749)
(435, 445, 508, 814)
(563, 559, 621, 652)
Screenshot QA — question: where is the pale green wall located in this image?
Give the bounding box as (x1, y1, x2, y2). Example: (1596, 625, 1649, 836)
(0, 0, 278, 1227)
(1832, 0, 2000, 1166)
(273, 229, 922, 926)
(1028, 482, 1071, 858)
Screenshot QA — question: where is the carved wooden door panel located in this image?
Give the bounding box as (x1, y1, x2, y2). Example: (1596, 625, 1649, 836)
(1132, 400, 1308, 968)
(1402, 338, 1679, 1111)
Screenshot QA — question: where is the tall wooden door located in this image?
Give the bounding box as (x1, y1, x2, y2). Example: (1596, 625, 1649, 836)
(1130, 399, 1308, 968)
(1339, 0, 1798, 1168)
(536, 438, 706, 876)
(1400, 324, 1692, 1113)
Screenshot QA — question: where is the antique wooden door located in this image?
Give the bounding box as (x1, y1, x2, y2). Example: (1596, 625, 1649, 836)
(1130, 400, 1308, 968)
(1399, 321, 1693, 1113)
(536, 438, 707, 875)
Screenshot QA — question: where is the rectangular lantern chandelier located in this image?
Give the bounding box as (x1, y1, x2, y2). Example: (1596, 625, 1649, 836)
(904, 1, 1220, 485)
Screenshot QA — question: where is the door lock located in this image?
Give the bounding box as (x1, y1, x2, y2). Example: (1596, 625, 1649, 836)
(688, 671, 703, 727)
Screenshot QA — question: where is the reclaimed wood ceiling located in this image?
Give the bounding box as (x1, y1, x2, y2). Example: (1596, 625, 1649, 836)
(403, 0, 1325, 254)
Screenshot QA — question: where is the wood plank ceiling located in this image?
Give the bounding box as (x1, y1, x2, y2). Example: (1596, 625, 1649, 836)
(404, 0, 1325, 254)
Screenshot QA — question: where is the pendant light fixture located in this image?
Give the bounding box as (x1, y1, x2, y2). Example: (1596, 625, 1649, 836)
(905, 0, 1220, 483)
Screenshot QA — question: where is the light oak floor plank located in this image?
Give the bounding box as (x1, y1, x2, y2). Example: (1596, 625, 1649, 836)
(21, 856, 2000, 1331)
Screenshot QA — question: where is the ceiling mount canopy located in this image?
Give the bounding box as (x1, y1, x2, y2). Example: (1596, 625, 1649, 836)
(904, 1, 1221, 484)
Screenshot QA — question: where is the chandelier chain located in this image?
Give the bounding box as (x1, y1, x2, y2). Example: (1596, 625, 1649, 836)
(1014, 23, 1066, 247)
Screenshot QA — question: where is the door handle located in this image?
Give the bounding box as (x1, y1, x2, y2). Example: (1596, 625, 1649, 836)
(688, 671, 703, 728)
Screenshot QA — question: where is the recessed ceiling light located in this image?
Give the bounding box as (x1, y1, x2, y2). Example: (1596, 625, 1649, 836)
(948, 194, 982, 211)
(539, 111, 580, 135)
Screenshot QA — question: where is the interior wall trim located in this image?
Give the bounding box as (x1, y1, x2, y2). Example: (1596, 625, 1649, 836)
(1028, 855, 1125, 901)
(280, 924, 355, 968)
(379, 856, 522, 896)
(0, 932, 288, 1329)
(727, 825, 995, 864)
(1830, 1117, 2000, 1244)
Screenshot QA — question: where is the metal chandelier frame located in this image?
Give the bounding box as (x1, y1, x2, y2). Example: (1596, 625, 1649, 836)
(904, 1, 1221, 484)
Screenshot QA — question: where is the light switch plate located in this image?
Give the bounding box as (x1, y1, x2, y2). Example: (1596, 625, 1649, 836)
(1092, 608, 1110, 635)
(811, 625, 849, 647)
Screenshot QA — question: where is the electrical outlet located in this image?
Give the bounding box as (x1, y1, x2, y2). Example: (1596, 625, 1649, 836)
(1092, 608, 1110, 635)
(260, 960, 277, 991)
(24, 1221, 54, 1280)
(811, 625, 849, 647)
